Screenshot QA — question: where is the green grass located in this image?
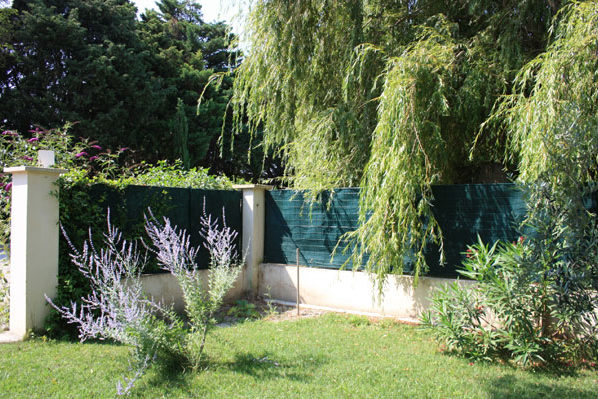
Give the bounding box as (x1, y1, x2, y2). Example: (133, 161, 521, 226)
(1, 314, 596, 398)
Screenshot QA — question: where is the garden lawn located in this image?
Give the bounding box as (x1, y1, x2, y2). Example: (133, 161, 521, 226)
(0, 314, 596, 398)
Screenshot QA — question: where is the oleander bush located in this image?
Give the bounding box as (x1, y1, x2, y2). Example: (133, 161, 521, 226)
(423, 2, 598, 369)
(422, 230, 598, 367)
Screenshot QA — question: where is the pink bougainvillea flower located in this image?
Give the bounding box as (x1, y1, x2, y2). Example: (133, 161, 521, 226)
(22, 155, 34, 161)
(4, 183, 12, 192)
(90, 145, 102, 150)
(27, 137, 39, 143)
(89, 156, 99, 161)
(75, 151, 88, 158)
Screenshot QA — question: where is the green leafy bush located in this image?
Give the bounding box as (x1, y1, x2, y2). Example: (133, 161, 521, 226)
(129, 160, 235, 190)
(424, 2, 598, 369)
(423, 231, 598, 367)
(227, 299, 260, 320)
(0, 125, 239, 338)
(0, 125, 127, 251)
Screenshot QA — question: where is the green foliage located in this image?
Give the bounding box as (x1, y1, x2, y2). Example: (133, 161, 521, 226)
(493, 1, 598, 233)
(1, 0, 166, 158)
(0, 124, 238, 337)
(49, 212, 242, 394)
(345, 23, 455, 287)
(424, 2, 598, 367)
(232, 1, 378, 190)
(1, 0, 237, 170)
(227, 299, 260, 320)
(130, 160, 235, 189)
(423, 233, 598, 366)
(231, 0, 559, 283)
(0, 261, 7, 329)
(0, 126, 127, 256)
(139, 0, 239, 167)
(171, 98, 191, 170)
(48, 164, 237, 338)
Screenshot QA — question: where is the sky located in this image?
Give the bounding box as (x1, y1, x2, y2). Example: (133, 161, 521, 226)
(0, 1, 244, 33)
(132, 0, 237, 25)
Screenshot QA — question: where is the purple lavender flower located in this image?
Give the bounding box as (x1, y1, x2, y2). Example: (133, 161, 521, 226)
(75, 151, 88, 158)
(89, 156, 99, 161)
(27, 137, 39, 143)
(119, 147, 129, 152)
(4, 183, 12, 192)
(22, 155, 34, 161)
(2, 130, 18, 136)
(47, 207, 241, 395)
(90, 145, 102, 150)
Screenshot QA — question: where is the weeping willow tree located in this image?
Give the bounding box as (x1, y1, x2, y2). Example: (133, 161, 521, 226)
(230, 0, 562, 287)
(231, 1, 379, 191)
(496, 1, 598, 235)
(345, 23, 456, 285)
(422, 3, 598, 361)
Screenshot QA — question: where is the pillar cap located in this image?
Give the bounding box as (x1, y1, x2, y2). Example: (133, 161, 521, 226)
(233, 184, 274, 190)
(4, 166, 68, 175)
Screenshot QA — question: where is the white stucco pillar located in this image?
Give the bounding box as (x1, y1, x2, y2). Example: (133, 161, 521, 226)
(4, 165, 66, 338)
(233, 184, 273, 296)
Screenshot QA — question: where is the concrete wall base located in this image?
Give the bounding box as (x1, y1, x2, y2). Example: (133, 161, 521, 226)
(139, 270, 245, 313)
(259, 263, 475, 320)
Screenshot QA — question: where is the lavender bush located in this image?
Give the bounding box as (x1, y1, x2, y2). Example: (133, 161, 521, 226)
(145, 206, 242, 368)
(47, 207, 242, 394)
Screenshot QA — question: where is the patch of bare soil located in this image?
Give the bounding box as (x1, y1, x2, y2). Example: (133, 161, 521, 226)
(215, 298, 331, 326)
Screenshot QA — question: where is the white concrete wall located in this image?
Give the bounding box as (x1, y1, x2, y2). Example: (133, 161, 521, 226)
(139, 270, 244, 313)
(259, 263, 475, 320)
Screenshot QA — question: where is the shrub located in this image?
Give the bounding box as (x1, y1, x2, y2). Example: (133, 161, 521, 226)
(422, 230, 598, 367)
(47, 208, 242, 395)
(145, 206, 242, 368)
(0, 124, 239, 337)
(130, 160, 234, 190)
(0, 125, 127, 253)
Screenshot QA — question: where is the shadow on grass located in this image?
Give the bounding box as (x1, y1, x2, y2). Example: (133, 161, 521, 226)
(133, 350, 327, 397)
(486, 375, 597, 399)
(220, 350, 328, 382)
(134, 360, 194, 398)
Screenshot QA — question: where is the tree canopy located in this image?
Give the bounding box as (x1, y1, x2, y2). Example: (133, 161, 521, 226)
(0, 0, 237, 169)
(231, 0, 597, 285)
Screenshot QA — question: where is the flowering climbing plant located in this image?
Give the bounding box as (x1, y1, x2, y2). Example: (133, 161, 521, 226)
(0, 124, 128, 255)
